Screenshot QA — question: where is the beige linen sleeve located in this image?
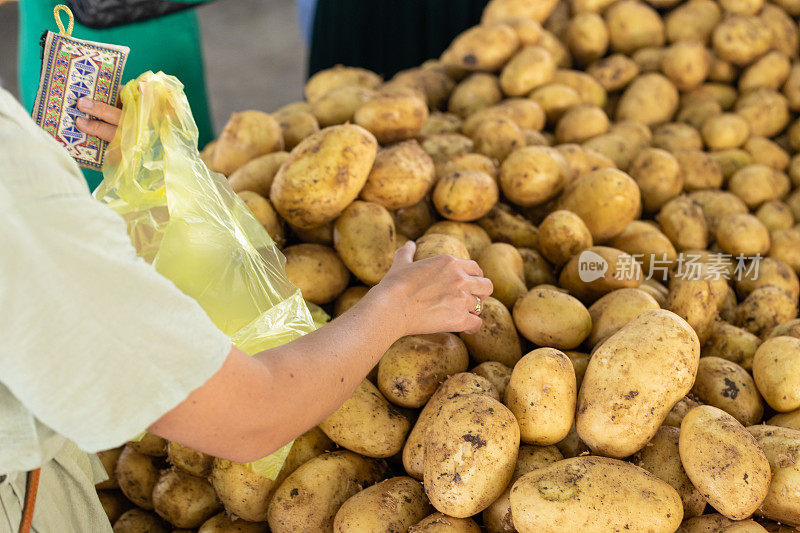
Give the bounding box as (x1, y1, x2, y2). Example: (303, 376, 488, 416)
(0, 90, 231, 454)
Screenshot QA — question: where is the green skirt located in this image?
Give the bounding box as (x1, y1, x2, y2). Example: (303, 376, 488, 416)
(308, 0, 489, 79)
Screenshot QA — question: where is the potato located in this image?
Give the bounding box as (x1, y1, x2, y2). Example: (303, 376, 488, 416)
(212, 111, 284, 175)
(462, 99, 546, 137)
(770, 227, 800, 274)
(282, 244, 349, 304)
(209, 459, 275, 522)
(730, 165, 791, 209)
(674, 149, 724, 192)
(505, 348, 576, 445)
(267, 451, 385, 533)
(167, 442, 212, 478)
(460, 296, 522, 367)
(448, 73, 503, 118)
(482, 446, 564, 533)
(519, 248, 556, 288)
(408, 513, 480, 533)
(736, 89, 791, 138)
(98, 490, 131, 524)
(510, 456, 683, 533)
(304, 66, 382, 103)
(482, 0, 559, 23)
(587, 288, 661, 347)
(555, 104, 609, 144)
(702, 114, 750, 150)
(735, 285, 798, 338)
(424, 394, 520, 518)
(96, 448, 122, 490)
(354, 92, 429, 144)
(333, 476, 432, 533)
(715, 214, 771, 258)
(737, 257, 799, 301)
(662, 41, 711, 91)
(394, 198, 437, 241)
(628, 148, 683, 212)
(228, 152, 290, 198)
(273, 109, 320, 151)
(530, 84, 582, 125)
(319, 379, 410, 458)
(441, 23, 519, 71)
(768, 409, 800, 430)
(271, 125, 376, 229)
(604, 0, 665, 54)
(687, 191, 748, 237)
(638, 278, 669, 308)
(677, 98, 723, 130)
(658, 196, 708, 251)
(612, 221, 678, 280)
(436, 153, 497, 182)
(740, 52, 791, 93)
(311, 85, 376, 127)
(152, 468, 220, 528)
(237, 191, 285, 247)
(550, 70, 607, 108)
(564, 13, 608, 65)
(200, 140, 217, 168)
(500, 46, 555, 96)
(634, 426, 706, 518)
(537, 30, 572, 68)
(414, 233, 471, 262)
(116, 445, 159, 510)
(691, 357, 764, 425)
(746, 425, 800, 526)
(578, 310, 700, 457)
(652, 122, 703, 153)
(432, 171, 498, 222)
(665, 277, 722, 343)
(723, 520, 770, 532)
(558, 168, 641, 243)
(679, 405, 771, 520)
(403, 372, 499, 480)
(471, 361, 513, 399)
(422, 112, 462, 135)
(499, 146, 567, 207)
(420, 134, 475, 162)
(768, 319, 800, 340)
(752, 336, 800, 412)
(756, 200, 794, 232)
(113, 509, 169, 533)
(334, 201, 395, 286)
(678, 514, 736, 533)
(198, 513, 267, 532)
(559, 246, 643, 302)
(617, 73, 679, 126)
(512, 287, 591, 350)
(360, 141, 435, 210)
(538, 210, 593, 266)
(471, 117, 525, 161)
(388, 67, 456, 110)
(586, 54, 639, 92)
(665, 0, 721, 43)
(556, 144, 616, 181)
(478, 243, 528, 309)
(128, 433, 167, 457)
(500, 17, 544, 47)
(378, 333, 469, 408)
(710, 149, 753, 182)
(712, 15, 772, 66)
(703, 321, 762, 371)
(424, 222, 491, 260)
(632, 46, 666, 72)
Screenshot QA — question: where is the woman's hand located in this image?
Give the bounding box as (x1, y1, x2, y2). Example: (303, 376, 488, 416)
(373, 241, 494, 336)
(75, 97, 121, 142)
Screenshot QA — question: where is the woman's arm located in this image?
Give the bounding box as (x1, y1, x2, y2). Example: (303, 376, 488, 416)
(148, 243, 493, 462)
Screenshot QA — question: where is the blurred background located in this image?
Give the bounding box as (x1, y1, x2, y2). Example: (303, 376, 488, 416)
(0, 0, 306, 132)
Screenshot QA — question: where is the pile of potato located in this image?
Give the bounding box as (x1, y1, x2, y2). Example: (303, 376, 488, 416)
(98, 0, 800, 530)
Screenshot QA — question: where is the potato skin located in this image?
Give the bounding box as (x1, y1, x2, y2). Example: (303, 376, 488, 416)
(538, 210, 593, 266)
(512, 287, 592, 350)
(96, 448, 123, 490)
(354, 92, 429, 144)
(116, 445, 159, 510)
(168, 442, 213, 478)
(557, 168, 641, 243)
(505, 348, 576, 445)
(746, 425, 800, 526)
(403, 373, 499, 480)
(424, 221, 491, 260)
(378, 333, 469, 408)
(634, 426, 706, 519)
(152, 468, 221, 528)
(408, 512, 480, 533)
(459, 296, 522, 367)
(587, 288, 661, 347)
(361, 140, 436, 210)
(333, 476, 433, 533)
(441, 23, 520, 71)
(209, 459, 275, 522)
(500, 146, 568, 208)
(577, 310, 700, 457)
(334, 201, 396, 286)
(319, 379, 410, 458)
(616, 73, 678, 126)
(284, 244, 349, 304)
(509, 456, 684, 533)
(304, 65, 382, 103)
(271, 125, 377, 229)
(559, 246, 643, 302)
(423, 394, 520, 518)
(478, 243, 528, 309)
(433, 171, 499, 222)
(267, 451, 385, 533)
(414, 233, 471, 261)
(500, 46, 556, 96)
(113, 509, 169, 533)
(229, 152, 290, 198)
(198, 513, 267, 532)
(692, 356, 764, 425)
(753, 336, 800, 412)
(679, 406, 771, 520)
(212, 111, 284, 176)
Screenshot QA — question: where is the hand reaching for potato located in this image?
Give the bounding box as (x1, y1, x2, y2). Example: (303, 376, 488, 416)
(378, 241, 493, 336)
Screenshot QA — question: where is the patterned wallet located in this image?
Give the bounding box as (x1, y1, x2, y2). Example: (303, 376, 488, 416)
(32, 31, 129, 170)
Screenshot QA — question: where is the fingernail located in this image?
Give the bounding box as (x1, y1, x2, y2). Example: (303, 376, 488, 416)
(78, 97, 92, 109)
(76, 117, 88, 127)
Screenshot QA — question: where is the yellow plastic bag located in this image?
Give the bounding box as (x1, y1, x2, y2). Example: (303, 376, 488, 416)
(95, 71, 322, 478)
